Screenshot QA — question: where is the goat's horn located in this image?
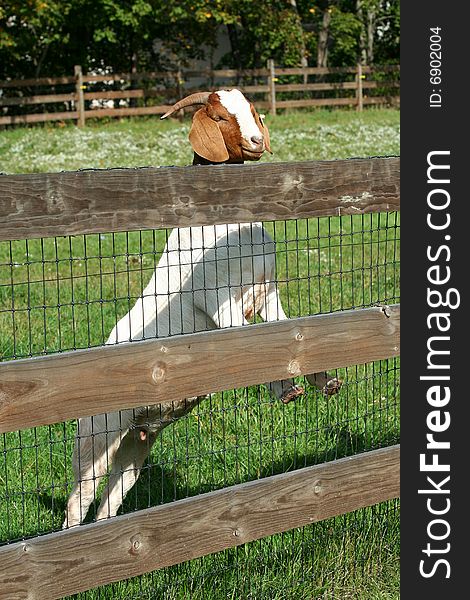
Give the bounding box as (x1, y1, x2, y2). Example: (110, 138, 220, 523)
(160, 92, 212, 119)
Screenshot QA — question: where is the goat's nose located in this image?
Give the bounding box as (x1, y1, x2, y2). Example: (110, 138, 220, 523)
(251, 135, 263, 145)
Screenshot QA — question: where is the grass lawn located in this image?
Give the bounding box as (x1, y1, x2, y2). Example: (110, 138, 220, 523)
(0, 108, 400, 599)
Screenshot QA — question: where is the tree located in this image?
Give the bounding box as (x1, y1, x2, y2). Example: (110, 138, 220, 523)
(356, 0, 400, 65)
(0, 0, 399, 80)
(0, 0, 74, 78)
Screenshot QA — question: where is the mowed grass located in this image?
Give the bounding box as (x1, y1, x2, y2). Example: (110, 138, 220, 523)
(0, 109, 400, 599)
(0, 107, 399, 173)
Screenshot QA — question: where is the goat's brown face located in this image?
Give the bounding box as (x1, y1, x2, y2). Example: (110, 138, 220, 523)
(189, 90, 272, 164)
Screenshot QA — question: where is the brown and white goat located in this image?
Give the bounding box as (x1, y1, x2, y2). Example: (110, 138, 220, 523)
(63, 89, 340, 528)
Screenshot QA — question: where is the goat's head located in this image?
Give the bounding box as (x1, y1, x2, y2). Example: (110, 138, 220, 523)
(161, 89, 272, 165)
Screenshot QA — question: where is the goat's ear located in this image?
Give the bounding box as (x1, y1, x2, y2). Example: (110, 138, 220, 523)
(262, 119, 272, 154)
(256, 113, 273, 154)
(189, 108, 229, 163)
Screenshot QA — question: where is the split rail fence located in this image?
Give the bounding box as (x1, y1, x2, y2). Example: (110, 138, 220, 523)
(0, 62, 400, 126)
(0, 157, 400, 598)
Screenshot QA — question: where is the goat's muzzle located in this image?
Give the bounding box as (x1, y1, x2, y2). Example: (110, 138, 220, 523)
(241, 141, 265, 161)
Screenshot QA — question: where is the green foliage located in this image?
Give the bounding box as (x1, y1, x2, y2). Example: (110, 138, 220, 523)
(328, 6, 362, 65)
(0, 0, 399, 79)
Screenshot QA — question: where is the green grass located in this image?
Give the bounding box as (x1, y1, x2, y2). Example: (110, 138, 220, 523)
(0, 109, 400, 599)
(0, 107, 399, 173)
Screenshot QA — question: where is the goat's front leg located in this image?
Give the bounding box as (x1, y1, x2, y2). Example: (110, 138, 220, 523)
(63, 411, 127, 528)
(260, 282, 342, 401)
(95, 396, 204, 520)
(95, 427, 157, 521)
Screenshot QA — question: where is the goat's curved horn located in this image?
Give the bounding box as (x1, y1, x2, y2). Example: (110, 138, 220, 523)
(160, 92, 212, 119)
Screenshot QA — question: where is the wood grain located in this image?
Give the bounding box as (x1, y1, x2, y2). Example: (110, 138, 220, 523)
(0, 93, 78, 107)
(0, 445, 400, 600)
(84, 105, 171, 118)
(0, 75, 75, 87)
(0, 305, 399, 433)
(0, 157, 400, 241)
(0, 111, 78, 126)
(274, 81, 399, 93)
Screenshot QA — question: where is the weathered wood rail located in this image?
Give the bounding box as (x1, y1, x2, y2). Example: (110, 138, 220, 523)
(0, 63, 400, 126)
(0, 157, 400, 241)
(0, 445, 400, 600)
(0, 305, 399, 434)
(0, 157, 400, 599)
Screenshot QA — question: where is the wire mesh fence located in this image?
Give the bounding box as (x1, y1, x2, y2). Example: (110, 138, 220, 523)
(0, 212, 400, 597)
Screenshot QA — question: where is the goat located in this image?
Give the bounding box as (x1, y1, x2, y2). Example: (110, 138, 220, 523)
(63, 89, 341, 528)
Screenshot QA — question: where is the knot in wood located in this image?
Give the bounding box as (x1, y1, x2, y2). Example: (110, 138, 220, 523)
(288, 359, 301, 376)
(129, 534, 142, 555)
(152, 362, 166, 383)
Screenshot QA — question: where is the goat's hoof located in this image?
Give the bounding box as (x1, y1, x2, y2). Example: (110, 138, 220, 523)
(322, 378, 342, 396)
(280, 385, 304, 404)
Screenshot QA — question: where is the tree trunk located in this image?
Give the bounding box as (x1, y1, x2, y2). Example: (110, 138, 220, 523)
(226, 23, 243, 79)
(317, 9, 331, 69)
(129, 50, 138, 108)
(34, 45, 49, 78)
(288, 0, 309, 81)
(367, 7, 376, 64)
(356, 0, 367, 65)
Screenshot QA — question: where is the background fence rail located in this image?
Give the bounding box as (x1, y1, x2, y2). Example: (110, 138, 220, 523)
(0, 62, 400, 127)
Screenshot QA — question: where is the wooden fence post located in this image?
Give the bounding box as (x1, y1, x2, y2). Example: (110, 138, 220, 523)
(267, 59, 277, 116)
(74, 65, 85, 127)
(356, 62, 363, 112)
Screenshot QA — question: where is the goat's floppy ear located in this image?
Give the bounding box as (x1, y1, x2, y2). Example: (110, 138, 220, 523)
(189, 108, 229, 163)
(256, 113, 272, 154)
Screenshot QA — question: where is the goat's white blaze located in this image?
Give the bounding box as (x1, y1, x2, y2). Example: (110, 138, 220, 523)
(216, 89, 263, 149)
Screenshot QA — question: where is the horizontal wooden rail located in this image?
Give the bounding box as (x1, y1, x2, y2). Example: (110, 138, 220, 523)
(80, 85, 266, 101)
(274, 66, 363, 75)
(0, 305, 399, 433)
(275, 81, 399, 93)
(84, 89, 151, 100)
(0, 111, 78, 126)
(84, 105, 171, 119)
(0, 75, 76, 87)
(0, 444, 400, 600)
(185, 68, 270, 78)
(276, 98, 359, 108)
(81, 67, 271, 83)
(364, 96, 400, 106)
(0, 157, 400, 241)
(0, 93, 77, 107)
(273, 65, 399, 76)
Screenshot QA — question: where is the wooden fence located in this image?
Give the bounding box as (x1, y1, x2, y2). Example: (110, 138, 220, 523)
(0, 62, 400, 126)
(0, 157, 400, 599)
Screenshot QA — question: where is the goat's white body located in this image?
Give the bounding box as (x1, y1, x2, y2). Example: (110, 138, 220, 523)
(108, 223, 282, 344)
(64, 222, 296, 527)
